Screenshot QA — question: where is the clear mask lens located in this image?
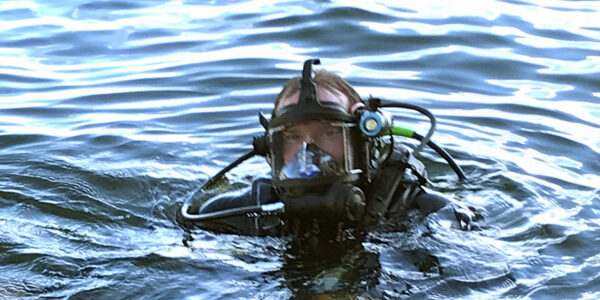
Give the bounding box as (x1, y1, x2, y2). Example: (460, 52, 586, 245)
(269, 121, 361, 183)
(282, 142, 338, 179)
(281, 121, 345, 165)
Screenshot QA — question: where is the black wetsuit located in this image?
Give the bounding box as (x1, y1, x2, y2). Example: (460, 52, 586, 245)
(195, 144, 454, 237)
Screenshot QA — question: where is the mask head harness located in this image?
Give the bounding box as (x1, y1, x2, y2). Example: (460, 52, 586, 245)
(270, 59, 353, 126)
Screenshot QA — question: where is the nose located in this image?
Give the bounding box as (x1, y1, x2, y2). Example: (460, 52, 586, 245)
(303, 134, 315, 144)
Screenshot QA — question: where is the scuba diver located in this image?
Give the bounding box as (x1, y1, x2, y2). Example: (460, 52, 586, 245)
(179, 59, 476, 246)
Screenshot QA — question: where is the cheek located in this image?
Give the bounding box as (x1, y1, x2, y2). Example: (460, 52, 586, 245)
(283, 152, 292, 165)
(318, 141, 345, 165)
(331, 148, 345, 165)
(283, 144, 301, 164)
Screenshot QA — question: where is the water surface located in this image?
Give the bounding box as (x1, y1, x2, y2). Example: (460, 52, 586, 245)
(1, 0, 599, 299)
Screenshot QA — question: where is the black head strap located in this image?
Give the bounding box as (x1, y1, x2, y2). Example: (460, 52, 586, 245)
(298, 59, 320, 107)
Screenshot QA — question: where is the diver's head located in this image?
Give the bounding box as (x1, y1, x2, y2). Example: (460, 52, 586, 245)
(275, 84, 357, 166)
(273, 69, 363, 174)
(263, 60, 370, 227)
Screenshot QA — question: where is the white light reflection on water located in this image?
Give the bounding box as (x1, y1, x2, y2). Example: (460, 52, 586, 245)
(487, 79, 573, 99)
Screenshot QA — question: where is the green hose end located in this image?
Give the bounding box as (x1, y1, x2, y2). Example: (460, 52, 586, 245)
(388, 126, 415, 138)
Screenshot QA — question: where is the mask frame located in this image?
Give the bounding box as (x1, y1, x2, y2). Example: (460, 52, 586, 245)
(268, 120, 364, 194)
(265, 59, 370, 193)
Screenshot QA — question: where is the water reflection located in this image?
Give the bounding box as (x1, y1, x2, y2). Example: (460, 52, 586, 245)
(2, 0, 600, 298)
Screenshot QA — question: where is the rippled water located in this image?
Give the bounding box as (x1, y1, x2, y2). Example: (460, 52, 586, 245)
(1, 0, 599, 299)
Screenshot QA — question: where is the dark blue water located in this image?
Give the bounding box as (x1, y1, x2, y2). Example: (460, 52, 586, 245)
(1, 1, 599, 299)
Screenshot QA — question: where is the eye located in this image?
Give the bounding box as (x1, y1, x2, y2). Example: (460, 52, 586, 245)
(283, 132, 302, 144)
(323, 128, 342, 138)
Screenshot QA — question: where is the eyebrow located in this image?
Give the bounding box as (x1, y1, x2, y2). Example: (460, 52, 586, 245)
(284, 127, 301, 134)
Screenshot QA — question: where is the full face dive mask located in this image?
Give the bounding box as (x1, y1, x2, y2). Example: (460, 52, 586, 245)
(269, 125, 368, 222)
(266, 59, 367, 198)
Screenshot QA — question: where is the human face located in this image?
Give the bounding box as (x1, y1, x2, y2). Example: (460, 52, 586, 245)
(275, 87, 351, 165)
(282, 121, 345, 164)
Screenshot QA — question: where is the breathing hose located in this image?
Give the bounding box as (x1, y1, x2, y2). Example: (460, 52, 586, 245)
(201, 149, 257, 190)
(380, 102, 436, 159)
(362, 99, 466, 180)
(180, 200, 284, 221)
(179, 149, 287, 222)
